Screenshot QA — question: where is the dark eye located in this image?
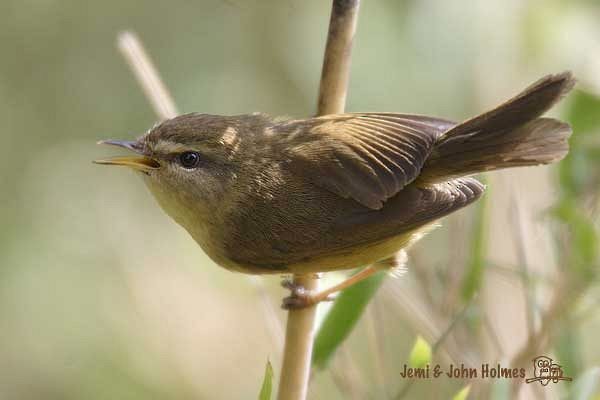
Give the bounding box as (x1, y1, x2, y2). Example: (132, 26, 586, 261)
(179, 151, 200, 169)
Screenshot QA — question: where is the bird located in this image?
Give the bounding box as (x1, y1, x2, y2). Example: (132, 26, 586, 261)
(95, 72, 574, 308)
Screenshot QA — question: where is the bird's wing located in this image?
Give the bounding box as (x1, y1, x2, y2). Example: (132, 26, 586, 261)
(328, 178, 485, 246)
(282, 113, 456, 209)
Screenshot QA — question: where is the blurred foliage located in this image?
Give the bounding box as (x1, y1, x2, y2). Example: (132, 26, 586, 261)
(312, 271, 385, 369)
(557, 320, 584, 391)
(569, 368, 600, 400)
(258, 360, 273, 400)
(549, 89, 600, 398)
(408, 336, 432, 369)
(461, 184, 489, 303)
(555, 90, 600, 282)
(452, 385, 471, 400)
(2, 0, 600, 399)
(490, 380, 511, 400)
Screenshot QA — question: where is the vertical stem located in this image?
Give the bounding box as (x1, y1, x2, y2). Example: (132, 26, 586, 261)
(278, 275, 320, 400)
(317, 0, 361, 116)
(277, 1, 360, 400)
(117, 31, 178, 120)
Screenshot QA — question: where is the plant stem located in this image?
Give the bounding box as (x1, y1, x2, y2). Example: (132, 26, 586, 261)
(117, 31, 178, 120)
(317, 0, 361, 116)
(277, 275, 320, 400)
(277, 1, 360, 400)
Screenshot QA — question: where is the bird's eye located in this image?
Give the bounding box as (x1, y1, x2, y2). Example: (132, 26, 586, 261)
(179, 151, 200, 169)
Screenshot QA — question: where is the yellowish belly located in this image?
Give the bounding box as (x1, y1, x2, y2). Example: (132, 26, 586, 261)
(276, 224, 437, 275)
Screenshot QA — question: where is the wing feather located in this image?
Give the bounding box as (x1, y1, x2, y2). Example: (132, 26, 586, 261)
(329, 178, 486, 247)
(283, 113, 454, 209)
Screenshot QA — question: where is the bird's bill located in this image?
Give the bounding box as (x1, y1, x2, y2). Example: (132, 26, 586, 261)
(94, 139, 160, 171)
(93, 155, 160, 171)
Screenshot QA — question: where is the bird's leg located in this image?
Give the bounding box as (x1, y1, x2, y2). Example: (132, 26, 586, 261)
(281, 264, 381, 309)
(281, 254, 407, 309)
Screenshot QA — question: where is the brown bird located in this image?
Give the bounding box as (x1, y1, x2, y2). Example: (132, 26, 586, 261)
(95, 72, 574, 308)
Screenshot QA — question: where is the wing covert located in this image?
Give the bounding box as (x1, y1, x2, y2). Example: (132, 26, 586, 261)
(283, 113, 455, 209)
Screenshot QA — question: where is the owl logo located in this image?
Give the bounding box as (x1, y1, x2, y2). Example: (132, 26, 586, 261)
(525, 356, 572, 386)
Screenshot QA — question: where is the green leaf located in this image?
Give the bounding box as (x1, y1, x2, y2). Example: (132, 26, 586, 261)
(461, 183, 489, 302)
(564, 90, 600, 140)
(258, 360, 273, 400)
(559, 89, 600, 197)
(312, 271, 386, 369)
(452, 385, 471, 400)
(409, 335, 432, 369)
(553, 204, 598, 280)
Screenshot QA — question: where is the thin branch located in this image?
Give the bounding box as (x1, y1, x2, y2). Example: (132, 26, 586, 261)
(117, 31, 178, 120)
(510, 194, 536, 341)
(317, 0, 361, 116)
(277, 275, 320, 400)
(277, 1, 360, 399)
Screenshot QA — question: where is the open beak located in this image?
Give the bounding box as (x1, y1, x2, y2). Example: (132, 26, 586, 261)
(94, 139, 160, 172)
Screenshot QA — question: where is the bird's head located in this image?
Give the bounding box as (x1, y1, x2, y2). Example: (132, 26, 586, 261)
(95, 113, 265, 231)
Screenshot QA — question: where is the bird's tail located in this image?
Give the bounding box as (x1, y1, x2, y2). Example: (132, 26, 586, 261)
(418, 72, 575, 183)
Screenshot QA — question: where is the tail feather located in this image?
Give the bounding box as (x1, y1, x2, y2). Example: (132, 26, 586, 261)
(419, 72, 575, 182)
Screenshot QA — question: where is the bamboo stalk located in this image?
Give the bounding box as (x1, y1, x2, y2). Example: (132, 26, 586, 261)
(277, 1, 360, 399)
(317, 0, 361, 116)
(117, 31, 178, 120)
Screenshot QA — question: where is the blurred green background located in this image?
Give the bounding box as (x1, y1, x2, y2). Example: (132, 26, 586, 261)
(2, 1, 600, 399)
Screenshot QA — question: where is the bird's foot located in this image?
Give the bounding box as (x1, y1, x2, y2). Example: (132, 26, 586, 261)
(280, 279, 336, 309)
